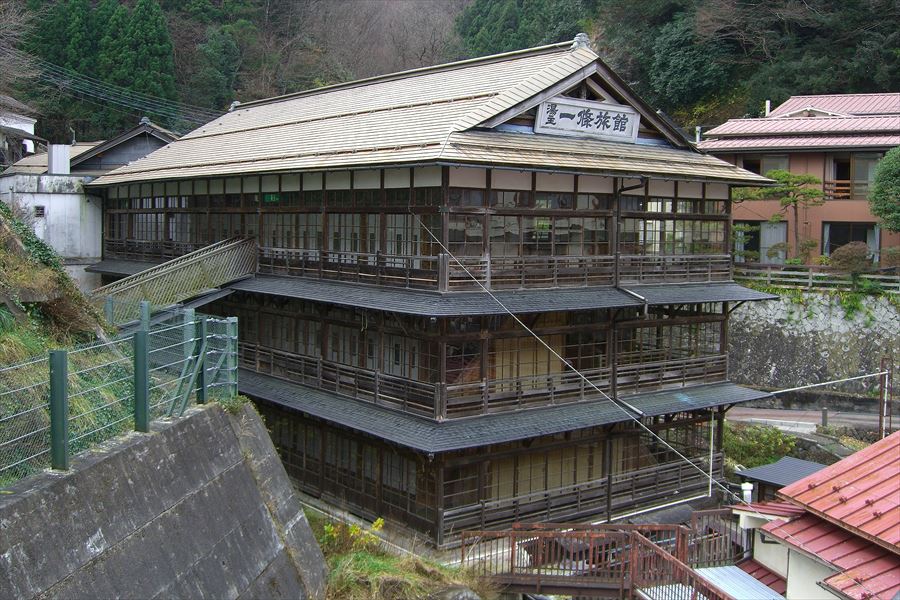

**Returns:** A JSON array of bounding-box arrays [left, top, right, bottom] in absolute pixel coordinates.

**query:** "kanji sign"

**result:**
[[535, 97, 640, 143]]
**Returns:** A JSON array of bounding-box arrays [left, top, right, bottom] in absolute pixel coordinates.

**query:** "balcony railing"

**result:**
[[824, 179, 870, 200], [241, 344, 727, 420], [104, 240, 736, 290], [449, 453, 724, 541], [618, 254, 732, 284]]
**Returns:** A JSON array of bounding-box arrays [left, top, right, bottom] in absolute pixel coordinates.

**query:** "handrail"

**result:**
[[91, 237, 258, 325]]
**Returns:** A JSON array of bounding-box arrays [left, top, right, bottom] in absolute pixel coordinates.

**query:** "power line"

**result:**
[[410, 211, 890, 599]]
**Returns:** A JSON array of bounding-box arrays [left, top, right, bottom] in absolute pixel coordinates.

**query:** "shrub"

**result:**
[[723, 422, 796, 469]]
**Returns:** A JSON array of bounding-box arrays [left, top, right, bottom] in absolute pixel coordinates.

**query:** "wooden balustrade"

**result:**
[[734, 264, 900, 294], [618, 254, 732, 284], [458, 510, 739, 598], [445, 455, 723, 539], [823, 179, 869, 200], [239, 343, 439, 417]]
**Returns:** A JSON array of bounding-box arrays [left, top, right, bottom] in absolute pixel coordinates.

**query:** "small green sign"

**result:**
[[263, 192, 280, 203]]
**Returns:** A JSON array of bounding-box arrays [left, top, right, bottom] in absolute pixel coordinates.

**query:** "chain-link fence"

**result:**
[[0, 308, 237, 488]]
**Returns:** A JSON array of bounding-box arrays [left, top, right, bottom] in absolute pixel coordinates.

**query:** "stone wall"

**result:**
[[728, 290, 899, 409], [0, 403, 327, 599]]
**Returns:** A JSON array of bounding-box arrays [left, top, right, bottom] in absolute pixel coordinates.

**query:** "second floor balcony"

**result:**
[[823, 179, 871, 201]]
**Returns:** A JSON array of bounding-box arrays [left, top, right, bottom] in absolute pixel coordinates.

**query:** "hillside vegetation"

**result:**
[[8, 0, 898, 141]]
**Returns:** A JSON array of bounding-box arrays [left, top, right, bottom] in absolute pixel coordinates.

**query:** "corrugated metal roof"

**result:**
[[89, 41, 764, 187], [762, 512, 900, 600], [228, 275, 641, 315], [622, 282, 777, 304], [694, 565, 783, 600], [768, 93, 900, 117], [777, 430, 900, 553], [698, 134, 900, 152], [705, 115, 899, 137], [737, 559, 787, 595], [735, 456, 826, 488], [239, 369, 770, 452]]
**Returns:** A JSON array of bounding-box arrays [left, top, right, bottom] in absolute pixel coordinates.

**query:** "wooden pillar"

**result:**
[[603, 434, 613, 521], [435, 454, 445, 546]]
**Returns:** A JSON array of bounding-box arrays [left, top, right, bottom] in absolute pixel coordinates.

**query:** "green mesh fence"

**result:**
[[0, 310, 237, 489]]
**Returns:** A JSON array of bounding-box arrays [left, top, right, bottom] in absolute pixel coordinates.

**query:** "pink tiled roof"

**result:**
[[738, 559, 787, 595], [769, 93, 900, 117], [762, 513, 900, 600], [778, 430, 900, 553], [704, 115, 899, 137], [698, 134, 900, 151]]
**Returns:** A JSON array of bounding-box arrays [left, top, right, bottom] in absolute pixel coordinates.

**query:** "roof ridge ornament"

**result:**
[[571, 33, 591, 50]]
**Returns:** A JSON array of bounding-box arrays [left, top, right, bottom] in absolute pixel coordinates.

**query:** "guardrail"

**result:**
[[92, 237, 257, 325], [0, 307, 238, 488], [734, 265, 900, 295]]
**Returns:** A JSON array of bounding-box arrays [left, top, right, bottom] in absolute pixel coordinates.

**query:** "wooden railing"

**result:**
[[630, 531, 735, 600], [618, 254, 732, 284], [104, 238, 206, 261], [256, 247, 441, 289], [459, 517, 738, 598], [239, 343, 439, 418], [446, 255, 616, 290], [824, 179, 870, 200], [444, 454, 723, 538], [615, 355, 728, 394], [734, 264, 900, 295], [444, 367, 613, 418], [688, 508, 752, 568], [91, 237, 258, 324]]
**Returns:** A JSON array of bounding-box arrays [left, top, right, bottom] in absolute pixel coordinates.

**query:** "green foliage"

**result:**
[[723, 422, 796, 470], [216, 393, 250, 415], [649, 13, 729, 110], [456, 0, 595, 56], [830, 241, 872, 276], [869, 146, 900, 232], [188, 26, 242, 110], [125, 0, 178, 102]]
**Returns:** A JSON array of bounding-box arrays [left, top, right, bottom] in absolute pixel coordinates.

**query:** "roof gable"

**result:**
[[769, 93, 900, 117], [777, 430, 900, 554]]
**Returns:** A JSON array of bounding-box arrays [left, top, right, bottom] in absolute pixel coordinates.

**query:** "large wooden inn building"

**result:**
[[89, 36, 775, 546]]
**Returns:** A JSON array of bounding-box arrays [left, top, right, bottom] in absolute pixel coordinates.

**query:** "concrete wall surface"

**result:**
[[729, 291, 899, 404], [0, 404, 327, 600]]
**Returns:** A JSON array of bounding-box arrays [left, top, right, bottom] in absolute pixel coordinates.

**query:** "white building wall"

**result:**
[[786, 549, 840, 600], [0, 173, 102, 291], [752, 529, 789, 579]]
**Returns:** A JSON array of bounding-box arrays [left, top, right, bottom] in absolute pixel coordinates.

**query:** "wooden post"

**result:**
[[49, 350, 69, 471]]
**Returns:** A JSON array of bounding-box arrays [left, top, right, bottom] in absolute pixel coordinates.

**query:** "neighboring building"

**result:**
[[0, 95, 40, 166], [0, 118, 177, 290], [88, 36, 776, 546], [736, 456, 826, 502], [733, 430, 900, 600], [699, 93, 900, 264]]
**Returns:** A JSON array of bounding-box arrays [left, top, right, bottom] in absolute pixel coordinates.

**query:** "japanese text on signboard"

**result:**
[[535, 97, 640, 143]]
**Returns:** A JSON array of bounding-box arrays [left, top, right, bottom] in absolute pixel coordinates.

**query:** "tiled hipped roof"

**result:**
[[89, 42, 766, 186], [698, 93, 900, 152]]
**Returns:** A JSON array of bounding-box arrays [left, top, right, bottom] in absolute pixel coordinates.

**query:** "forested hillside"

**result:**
[[6, 0, 899, 142]]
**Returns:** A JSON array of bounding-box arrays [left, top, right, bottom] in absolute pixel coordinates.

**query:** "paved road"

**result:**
[[728, 407, 888, 429]]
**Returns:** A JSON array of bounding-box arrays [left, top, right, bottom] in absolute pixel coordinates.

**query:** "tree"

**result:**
[[124, 0, 178, 101], [734, 170, 825, 262], [62, 0, 93, 74], [869, 146, 900, 233], [0, 0, 36, 96]]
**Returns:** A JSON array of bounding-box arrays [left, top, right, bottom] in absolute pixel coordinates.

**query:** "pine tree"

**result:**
[[97, 3, 133, 88], [62, 0, 93, 74], [125, 0, 178, 101]]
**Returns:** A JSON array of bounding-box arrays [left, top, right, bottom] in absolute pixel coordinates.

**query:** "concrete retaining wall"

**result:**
[[728, 290, 899, 408], [0, 404, 327, 599]]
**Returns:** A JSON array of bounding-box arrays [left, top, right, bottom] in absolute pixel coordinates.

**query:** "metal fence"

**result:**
[[0, 307, 237, 488]]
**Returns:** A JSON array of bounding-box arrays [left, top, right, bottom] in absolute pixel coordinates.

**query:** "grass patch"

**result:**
[[306, 510, 498, 600]]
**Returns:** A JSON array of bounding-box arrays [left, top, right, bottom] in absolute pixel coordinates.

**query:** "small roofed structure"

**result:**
[[736, 456, 826, 501], [733, 431, 900, 600]]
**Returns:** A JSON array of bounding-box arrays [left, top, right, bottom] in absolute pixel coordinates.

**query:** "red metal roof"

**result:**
[[705, 115, 899, 137], [769, 93, 900, 117], [777, 430, 900, 553], [738, 559, 787, 595], [762, 513, 900, 600], [698, 134, 900, 152], [730, 501, 806, 518]]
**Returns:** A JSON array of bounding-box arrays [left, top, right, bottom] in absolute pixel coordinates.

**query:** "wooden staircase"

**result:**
[[91, 237, 257, 325]]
